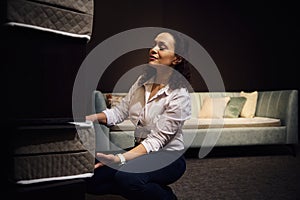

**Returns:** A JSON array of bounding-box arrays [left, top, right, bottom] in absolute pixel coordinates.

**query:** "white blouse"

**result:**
[[103, 75, 191, 153]]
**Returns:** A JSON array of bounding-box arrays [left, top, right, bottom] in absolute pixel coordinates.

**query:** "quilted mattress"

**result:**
[[9, 120, 95, 184], [5, 0, 94, 40]]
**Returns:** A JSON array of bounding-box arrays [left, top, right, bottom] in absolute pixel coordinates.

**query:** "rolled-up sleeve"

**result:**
[[103, 96, 129, 125]]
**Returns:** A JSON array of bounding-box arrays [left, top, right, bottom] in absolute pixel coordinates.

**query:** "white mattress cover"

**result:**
[[17, 173, 93, 184], [5, 22, 91, 40]]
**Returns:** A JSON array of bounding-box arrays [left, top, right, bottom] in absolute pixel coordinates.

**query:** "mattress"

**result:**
[[9, 120, 95, 184], [5, 0, 94, 40]]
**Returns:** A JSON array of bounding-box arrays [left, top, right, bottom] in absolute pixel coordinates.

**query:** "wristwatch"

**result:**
[[116, 153, 126, 165]]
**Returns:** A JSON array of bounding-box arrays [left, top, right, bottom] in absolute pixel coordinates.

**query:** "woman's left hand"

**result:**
[[95, 152, 119, 168]]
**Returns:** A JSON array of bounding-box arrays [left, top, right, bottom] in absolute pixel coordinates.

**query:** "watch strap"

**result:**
[[116, 153, 126, 165]]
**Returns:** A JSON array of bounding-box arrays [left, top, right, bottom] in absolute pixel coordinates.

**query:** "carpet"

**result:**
[[86, 144, 300, 200]]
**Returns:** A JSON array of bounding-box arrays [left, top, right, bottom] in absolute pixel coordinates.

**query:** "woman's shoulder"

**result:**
[[170, 86, 190, 94], [168, 87, 191, 100], [127, 75, 145, 93]]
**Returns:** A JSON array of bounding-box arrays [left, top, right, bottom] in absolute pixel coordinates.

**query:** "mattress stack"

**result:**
[[5, 0, 94, 40], [9, 120, 95, 184]]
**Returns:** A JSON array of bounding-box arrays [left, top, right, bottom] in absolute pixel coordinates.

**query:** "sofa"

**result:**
[[91, 90, 298, 156]]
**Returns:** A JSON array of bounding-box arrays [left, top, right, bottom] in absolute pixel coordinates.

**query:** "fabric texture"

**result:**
[[224, 96, 247, 118], [198, 97, 230, 118], [240, 91, 258, 118]]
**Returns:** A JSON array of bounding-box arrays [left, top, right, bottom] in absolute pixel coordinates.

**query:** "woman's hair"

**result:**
[[169, 31, 191, 90], [139, 31, 192, 90]]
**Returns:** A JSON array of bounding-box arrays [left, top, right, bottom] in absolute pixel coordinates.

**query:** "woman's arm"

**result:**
[[94, 144, 147, 168], [122, 143, 147, 160], [86, 112, 107, 124]]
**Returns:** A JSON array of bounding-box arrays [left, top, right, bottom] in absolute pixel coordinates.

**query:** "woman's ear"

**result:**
[[172, 55, 183, 65]]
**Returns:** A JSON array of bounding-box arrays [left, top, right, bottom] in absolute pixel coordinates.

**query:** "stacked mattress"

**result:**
[[4, 0, 94, 40], [9, 120, 95, 184]]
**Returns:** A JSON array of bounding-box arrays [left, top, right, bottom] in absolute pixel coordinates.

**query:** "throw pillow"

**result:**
[[199, 96, 230, 118], [105, 94, 125, 108], [224, 97, 247, 118], [240, 91, 258, 118]]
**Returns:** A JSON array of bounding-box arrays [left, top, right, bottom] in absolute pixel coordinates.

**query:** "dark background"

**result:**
[[1, 0, 299, 120]]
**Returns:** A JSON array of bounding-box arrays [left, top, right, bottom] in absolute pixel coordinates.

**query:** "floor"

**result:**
[[85, 144, 300, 200]]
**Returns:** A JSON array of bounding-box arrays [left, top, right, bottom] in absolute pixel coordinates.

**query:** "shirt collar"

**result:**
[[143, 76, 172, 96]]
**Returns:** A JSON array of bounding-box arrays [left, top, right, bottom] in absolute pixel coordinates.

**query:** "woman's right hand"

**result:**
[[86, 112, 107, 124], [85, 114, 98, 122]]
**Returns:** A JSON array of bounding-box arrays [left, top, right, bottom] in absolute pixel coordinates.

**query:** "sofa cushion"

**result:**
[[183, 117, 281, 129], [110, 120, 135, 131], [224, 97, 247, 118], [240, 91, 258, 118], [198, 97, 230, 118], [110, 117, 281, 131]]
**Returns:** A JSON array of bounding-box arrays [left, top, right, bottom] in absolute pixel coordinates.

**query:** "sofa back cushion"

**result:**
[[190, 92, 240, 118], [256, 90, 297, 122], [198, 96, 230, 118]]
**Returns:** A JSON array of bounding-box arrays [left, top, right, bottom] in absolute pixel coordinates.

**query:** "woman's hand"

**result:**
[[85, 112, 107, 124], [94, 153, 119, 169], [85, 114, 98, 122], [94, 162, 104, 169]]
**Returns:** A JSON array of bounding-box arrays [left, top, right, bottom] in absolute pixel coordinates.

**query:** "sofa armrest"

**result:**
[[286, 90, 298, 143], [92, 90, 110, 151], [256, 90, 298, 144]]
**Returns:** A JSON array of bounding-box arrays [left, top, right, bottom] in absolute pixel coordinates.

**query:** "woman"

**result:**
[[85, 31, 191, 200]]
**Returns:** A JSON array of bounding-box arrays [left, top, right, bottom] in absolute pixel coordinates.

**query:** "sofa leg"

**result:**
[[287, 144, 297, 157]]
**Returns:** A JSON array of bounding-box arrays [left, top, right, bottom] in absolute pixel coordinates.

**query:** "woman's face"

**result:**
[[149, 32, 180, 67]]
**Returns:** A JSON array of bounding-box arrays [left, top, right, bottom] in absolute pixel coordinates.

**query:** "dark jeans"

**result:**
[[85, 150, 186, 200]]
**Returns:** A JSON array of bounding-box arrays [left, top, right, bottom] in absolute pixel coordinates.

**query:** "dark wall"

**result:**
[[89, 0, 299, 93], [161, 0, 299, 92], [1, 0, 299, 120]]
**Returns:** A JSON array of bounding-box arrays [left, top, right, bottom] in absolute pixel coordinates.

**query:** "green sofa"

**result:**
[[91, 90, 298, 155]]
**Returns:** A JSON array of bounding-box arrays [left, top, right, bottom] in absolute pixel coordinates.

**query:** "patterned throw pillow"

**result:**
[[224, 97, 247, 118]]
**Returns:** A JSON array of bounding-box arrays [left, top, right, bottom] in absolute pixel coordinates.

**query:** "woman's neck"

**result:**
[[154, 67, 173, 85]]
